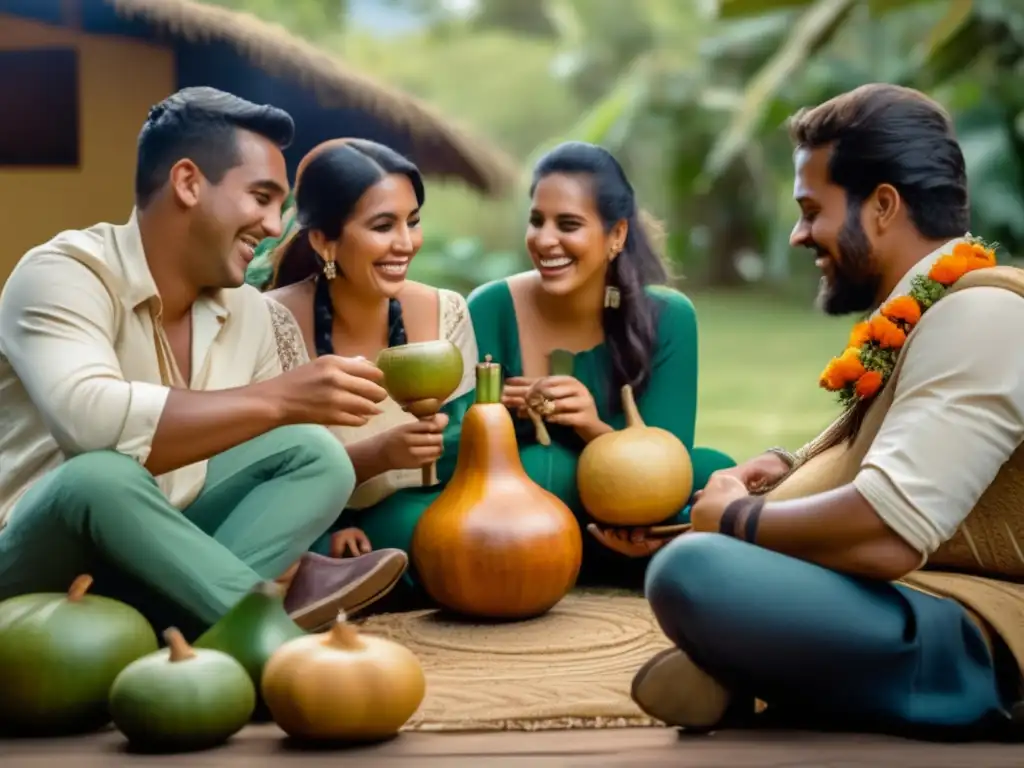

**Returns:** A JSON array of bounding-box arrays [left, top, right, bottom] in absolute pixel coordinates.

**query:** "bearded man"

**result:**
[[630, 83, 1024, 739]]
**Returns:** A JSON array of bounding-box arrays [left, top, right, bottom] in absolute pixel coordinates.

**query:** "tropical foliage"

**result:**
[[221, 0, 1024, 295]]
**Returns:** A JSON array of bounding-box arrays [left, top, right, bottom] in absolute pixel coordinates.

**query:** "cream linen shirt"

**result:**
[[850, 238, 1024, 557], [0, 211, 282, 528]]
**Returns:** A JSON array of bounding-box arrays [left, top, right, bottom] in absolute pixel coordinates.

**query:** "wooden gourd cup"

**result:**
[[375, 340, 464, 486]]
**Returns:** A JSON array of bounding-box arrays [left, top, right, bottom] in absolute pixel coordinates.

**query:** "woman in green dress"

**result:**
[[260, 138, 478, 595], [467, 141, 735, 587]]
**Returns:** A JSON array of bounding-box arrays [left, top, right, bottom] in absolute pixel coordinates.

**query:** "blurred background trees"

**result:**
[[207, 0, 1024, 457], [211, 0, 1024, 293]]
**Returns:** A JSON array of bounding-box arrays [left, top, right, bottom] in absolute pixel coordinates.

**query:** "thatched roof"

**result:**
[[106, 0, 519, 197]]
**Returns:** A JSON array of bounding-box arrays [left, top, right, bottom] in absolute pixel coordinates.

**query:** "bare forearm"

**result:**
[[344, 435, 391, 486], [742, 485, 923, 580], [144, 385, 285, 476], [577, 420, 613, 443], [793, 535, 925, 580]]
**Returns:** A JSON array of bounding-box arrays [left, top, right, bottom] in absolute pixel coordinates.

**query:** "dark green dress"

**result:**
[[466, 278, 736, 588]]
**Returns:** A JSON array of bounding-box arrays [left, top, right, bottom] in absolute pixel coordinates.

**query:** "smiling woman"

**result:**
[[466, 141, 737, 588], [261, 139, 478, 601]]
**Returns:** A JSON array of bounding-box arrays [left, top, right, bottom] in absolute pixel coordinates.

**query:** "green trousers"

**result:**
[[0, 425, 354, 637]]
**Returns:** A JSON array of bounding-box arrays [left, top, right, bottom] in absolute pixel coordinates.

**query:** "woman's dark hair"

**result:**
[[530, 141, 670, 410], [270, 138, 425, 288]]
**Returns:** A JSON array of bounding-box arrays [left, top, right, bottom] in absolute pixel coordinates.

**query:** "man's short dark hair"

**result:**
[[135, 86, 295, 207], [787, 83, 969, 239]]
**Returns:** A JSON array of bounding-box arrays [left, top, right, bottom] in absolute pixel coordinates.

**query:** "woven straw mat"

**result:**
[[356, 589, 674, 732]]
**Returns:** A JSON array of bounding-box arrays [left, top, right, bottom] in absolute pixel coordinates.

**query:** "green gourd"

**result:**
[[193, 581, 304, 720], [109, 627, 255, 752], [0, 574, 158, 736]]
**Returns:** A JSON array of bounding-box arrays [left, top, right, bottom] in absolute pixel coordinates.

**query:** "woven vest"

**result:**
[[764, 266, 1024, 677]]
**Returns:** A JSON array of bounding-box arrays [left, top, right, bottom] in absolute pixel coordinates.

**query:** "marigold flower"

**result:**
[[952, 241, 996, 266], [880, 295, 921, 326], [869, 315, 906, 349], [855, 370, 883, 399], [820, 347, 865, 391], [836, 346, 865, 377], [929, 244, 995, 286], [819, 360, 845, 391], [928, 254, 967, 285], [847, 321, 872, 348]]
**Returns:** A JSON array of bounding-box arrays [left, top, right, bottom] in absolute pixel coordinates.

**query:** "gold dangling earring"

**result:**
[[322, 258, 337, 280], [604, 244, 621, 308]]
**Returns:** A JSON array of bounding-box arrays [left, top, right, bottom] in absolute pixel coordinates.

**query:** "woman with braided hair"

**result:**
[[262, 139, 478, 600]]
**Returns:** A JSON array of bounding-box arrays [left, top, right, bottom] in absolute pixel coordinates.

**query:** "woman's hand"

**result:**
[[381, 413, 449, 470], [525, 376, 611, 442], [330, 527, 372, 557], [502, 376, 538, 418], [587, 524, 672, 557]]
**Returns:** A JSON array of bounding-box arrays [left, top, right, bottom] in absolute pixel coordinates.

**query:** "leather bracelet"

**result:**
[[719, 496, 766, 542], [718, 502, 743, 538], [744, 498, 765, 542]]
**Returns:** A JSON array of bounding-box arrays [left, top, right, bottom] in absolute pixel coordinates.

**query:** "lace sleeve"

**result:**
[[439, 289, 478, 402], [264, 296, 311, 373]]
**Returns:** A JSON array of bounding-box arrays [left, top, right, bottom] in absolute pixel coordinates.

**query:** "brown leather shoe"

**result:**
[[630, 647, 732, 731], [284, 549, 408, 631]]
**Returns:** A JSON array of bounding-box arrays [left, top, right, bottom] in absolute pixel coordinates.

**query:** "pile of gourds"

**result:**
[[0, 575, 425, 752]]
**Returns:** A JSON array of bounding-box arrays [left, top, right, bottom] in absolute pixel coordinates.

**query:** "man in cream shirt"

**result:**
[[624, 84, 1024, 738], [0, 87, 408, 636]]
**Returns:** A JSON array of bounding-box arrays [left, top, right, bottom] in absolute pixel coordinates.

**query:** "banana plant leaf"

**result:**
[[719, 0, 941, 18], [717, 0, 816, 18], [914, 1, 992, 90], [522, 52, 655, 186], [955, 100, 1024, 251], [698, 0, 856, 189]]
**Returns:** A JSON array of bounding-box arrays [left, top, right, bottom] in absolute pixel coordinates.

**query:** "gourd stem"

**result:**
[[164, 628, 196, 662], [475, 355, 502, 404], [328, 611, 364, 650], [67, 574, 93, 602], [621, 385, 644, 428]]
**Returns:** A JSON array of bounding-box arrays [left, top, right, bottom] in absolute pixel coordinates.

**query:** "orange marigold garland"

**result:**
[[820, 238, 997, 408]]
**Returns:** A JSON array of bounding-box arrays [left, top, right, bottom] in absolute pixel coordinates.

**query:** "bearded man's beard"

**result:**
[[815, 207, 882, 316]]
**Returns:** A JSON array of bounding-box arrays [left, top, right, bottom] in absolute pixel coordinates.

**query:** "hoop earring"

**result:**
[[604, 285, 621, 309], [322, 258, 337, 280]]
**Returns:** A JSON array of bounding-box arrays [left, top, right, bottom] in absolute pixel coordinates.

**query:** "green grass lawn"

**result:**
[[689, 290, 852, 464]]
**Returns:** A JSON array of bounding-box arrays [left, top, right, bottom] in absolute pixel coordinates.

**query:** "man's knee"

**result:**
[[51, 451, 154, 506], [272, 424, 356, 504], [645, 533, 749, 631]]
